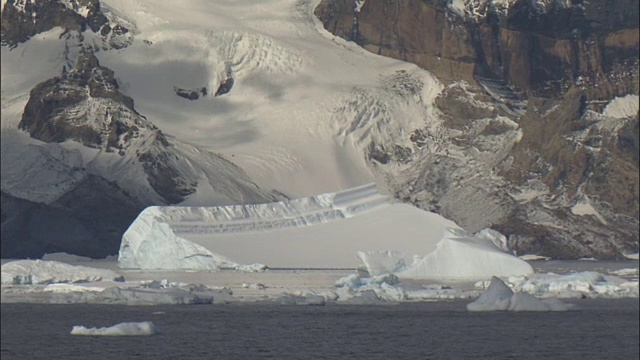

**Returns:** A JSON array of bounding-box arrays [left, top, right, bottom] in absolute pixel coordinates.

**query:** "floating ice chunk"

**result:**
[[466, 276, 513, 311], [335, 273, 405, 301], [88, 287, 214, 305], [518, 254, 551, 261], [467, 276, 570, 312], [514, 271, 603, 296], [610, 268, 639, 277], [233, 263, 268, 272], [71, 322, 160, 336], [474, 228, 510, 253], [43, 283, 106, 293], [242, 282, 267, 290], [390, 230, 533, 280], [1, 260, 124, 285], [118, 207, 239, 270], [356, 251, 405, 276], [579, 257, 598, 261], [507, 271, 639, 299], [335, 273, 400, 288]]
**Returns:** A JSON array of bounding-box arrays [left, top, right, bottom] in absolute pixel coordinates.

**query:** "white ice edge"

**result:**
[[71, 322, 160, 336]]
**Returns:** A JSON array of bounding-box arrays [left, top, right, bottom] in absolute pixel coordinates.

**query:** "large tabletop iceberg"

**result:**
[[118, 184, 533, 279]]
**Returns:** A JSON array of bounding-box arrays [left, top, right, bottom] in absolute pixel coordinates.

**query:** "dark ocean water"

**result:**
[[2, 299, 638, 360]]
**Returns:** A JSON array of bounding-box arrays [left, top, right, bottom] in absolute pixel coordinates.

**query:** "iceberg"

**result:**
[[118, 184, 533, 280], [335, 273, 406, 302], [1, 260, 124, 285], [467, 276, 570, 312], [71, 322, 160, 336], [357, 228, 533, 280]]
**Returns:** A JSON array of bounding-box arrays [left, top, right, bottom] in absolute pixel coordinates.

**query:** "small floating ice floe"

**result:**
[[467, 276, 571, 312], [71, 322, 160, 336]]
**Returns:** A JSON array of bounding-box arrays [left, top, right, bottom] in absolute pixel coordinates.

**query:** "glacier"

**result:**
[[118, 183, 533, 280]]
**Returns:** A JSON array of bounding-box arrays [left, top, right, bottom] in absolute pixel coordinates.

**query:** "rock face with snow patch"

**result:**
[[316, 0, 639, 259], [1, 0, 133, 49], [18, 49, 278, 205]]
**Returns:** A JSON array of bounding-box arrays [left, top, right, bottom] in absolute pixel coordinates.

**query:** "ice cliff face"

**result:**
[[315, 0, 639, 259], [118, 184, 534, 279]]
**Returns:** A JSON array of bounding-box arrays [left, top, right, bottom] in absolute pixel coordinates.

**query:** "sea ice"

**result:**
[[1, 260, 124, 285], [509, 271, 639, 298], [335, 273, 406, 302], [467, 276, 570, 312], [71, 322, 160, 336]]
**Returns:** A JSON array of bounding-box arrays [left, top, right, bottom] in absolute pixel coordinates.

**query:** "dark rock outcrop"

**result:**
[[1, 0, 131, 49], [18, 49, 198, 203], [174, 86, 207, 100], [215, 77, 234, 96]]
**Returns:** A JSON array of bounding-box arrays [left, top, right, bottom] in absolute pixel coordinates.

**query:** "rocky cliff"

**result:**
[[316, 0, 638, 99], [316, 0, 639, 258]]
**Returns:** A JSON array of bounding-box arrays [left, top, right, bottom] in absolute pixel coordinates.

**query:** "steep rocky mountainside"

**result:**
[[316, 0, 638, 99], [18, 48, 202, 204], [316, 0, 639, 258]]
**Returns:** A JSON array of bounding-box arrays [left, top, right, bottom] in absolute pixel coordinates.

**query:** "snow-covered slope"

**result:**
[[1, 0, 441, 200], [80, 0, 443, 198]]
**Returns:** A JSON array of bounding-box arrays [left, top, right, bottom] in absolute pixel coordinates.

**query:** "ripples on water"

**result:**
[[1, 300, 638, 360]]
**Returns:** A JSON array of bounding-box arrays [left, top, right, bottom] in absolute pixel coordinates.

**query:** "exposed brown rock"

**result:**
[[316, 0, 639, 258], [315, 0, 639, 98]]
